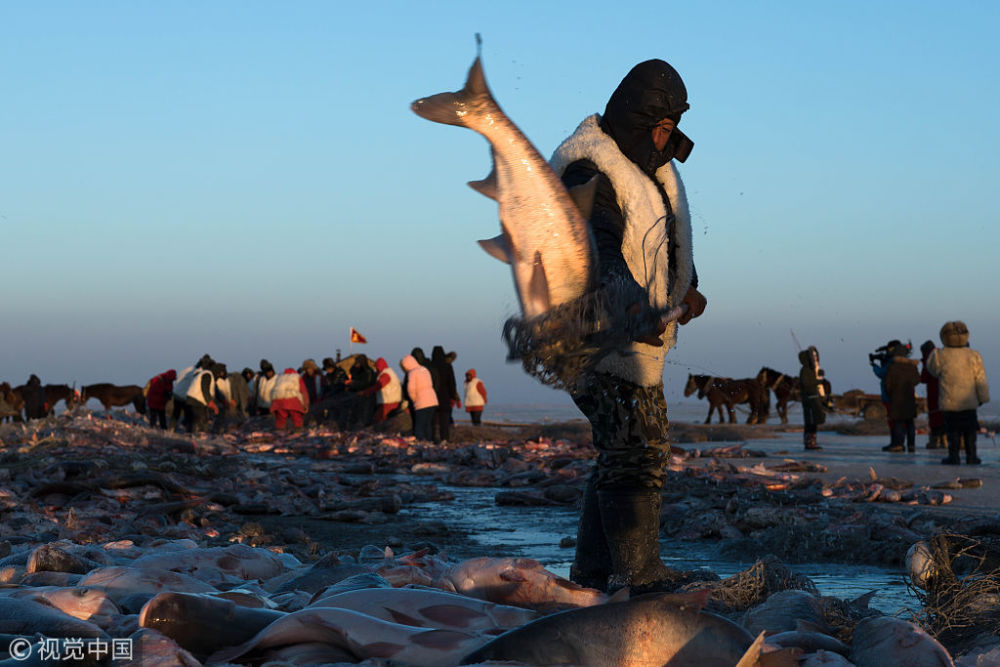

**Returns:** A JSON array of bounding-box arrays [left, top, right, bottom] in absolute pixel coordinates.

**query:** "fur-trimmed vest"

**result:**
[[550, 114, 694, 387]]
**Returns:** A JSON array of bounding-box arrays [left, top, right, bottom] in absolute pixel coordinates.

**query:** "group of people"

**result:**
[[143, 346, 488, 443], [797, 322, 991, 463], [868, 322, 991, 464]]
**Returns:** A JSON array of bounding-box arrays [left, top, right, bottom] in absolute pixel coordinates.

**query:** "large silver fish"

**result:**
[[459, 590, 800, 666], [411, 46, 595, 320]]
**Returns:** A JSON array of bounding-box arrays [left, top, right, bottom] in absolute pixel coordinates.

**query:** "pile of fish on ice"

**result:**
[[0, 533, 970, 665], [0, 411, 996, 664]]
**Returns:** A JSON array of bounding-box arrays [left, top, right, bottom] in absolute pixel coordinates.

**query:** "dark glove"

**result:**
[[678, 286, 707, 325]]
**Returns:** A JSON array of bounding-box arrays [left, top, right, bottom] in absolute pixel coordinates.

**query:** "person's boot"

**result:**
[[965, 432, 982, 465], [941, 434, 961, 465], [597, 487, 679, 594], [804, 432, 822, 450], [569, 476, 612, 590]]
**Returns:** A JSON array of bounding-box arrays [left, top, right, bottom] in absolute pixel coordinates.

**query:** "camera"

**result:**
[[868, 345, 892, 366], [869, 339, 912, 365]]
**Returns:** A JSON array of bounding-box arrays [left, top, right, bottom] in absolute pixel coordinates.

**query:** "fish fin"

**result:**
[[607, 587, 630, 604], [410, 57, 493, 127], [849, 589, 879, 609], [499, 570, 528, 583], [468, 154, 498, 200], [567, 175, 599, 220], [478, 236, 511, 264], [526, 251, 551, 316]]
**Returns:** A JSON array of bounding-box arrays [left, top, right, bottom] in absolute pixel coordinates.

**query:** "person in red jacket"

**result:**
[[146, 369, 177, 429], [360, 357, 403, 424], [270, 368, 309, 430], [920, 340, 945, 449], [464, 369, 488, 426]]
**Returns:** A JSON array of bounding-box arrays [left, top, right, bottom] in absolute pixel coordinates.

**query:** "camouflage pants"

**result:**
[[570, 373, 671, 490]]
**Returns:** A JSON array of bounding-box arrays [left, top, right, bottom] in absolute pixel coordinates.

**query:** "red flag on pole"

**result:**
[[350, 327, 367, 344]]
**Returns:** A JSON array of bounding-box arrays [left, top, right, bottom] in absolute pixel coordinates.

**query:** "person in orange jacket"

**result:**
[[360, 357, 403, 424], [146, 369, 177, 429], [270, 368, 309, 430], [464, 369, 488, 426]]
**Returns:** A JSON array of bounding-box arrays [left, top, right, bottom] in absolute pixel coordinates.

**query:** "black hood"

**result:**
[[601, 59, 693, 175]]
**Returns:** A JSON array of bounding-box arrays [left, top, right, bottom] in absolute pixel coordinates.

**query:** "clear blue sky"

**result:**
[[2, 1, 997, 410]]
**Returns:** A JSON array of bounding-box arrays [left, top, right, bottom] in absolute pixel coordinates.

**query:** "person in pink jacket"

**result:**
[[270, 368, 309, 430], [401, 354, 438, 441]]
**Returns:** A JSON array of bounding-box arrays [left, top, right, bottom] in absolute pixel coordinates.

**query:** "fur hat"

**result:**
[[302, 359, 319, 373], [322, 357, 336, 371], [260, 359, 275, 374], [940, 321, 970, 348]]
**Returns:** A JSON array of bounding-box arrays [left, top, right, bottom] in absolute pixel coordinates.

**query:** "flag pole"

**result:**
[[349, 328, 353, 356]]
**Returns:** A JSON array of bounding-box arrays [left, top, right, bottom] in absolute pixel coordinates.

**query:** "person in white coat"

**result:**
[[928, 320, 990, 465], [464, 369, 488, 426]]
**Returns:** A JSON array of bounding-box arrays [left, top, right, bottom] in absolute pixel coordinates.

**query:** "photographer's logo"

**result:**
[[8, 638, 32, 661]]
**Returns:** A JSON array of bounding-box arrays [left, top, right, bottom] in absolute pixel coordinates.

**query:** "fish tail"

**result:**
[[411, 57, 494, 128]]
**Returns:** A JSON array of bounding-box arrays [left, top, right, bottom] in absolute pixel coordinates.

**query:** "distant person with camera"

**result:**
[[928, 321, 990, 465], [870, 339, 902, 450]]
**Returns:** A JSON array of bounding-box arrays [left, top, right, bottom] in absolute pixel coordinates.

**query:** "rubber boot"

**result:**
[[941, 433, 961, 465], [569, 476, 612, 590], [965, 431, 982, 465], [597, 488, 674, 593], [804, 432, 821, 450]]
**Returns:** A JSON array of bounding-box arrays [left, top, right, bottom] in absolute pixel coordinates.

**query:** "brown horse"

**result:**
[[684, 374, 764, 425], [43, 384, 79, 415], [0, 382, 23, 423], [81, 383, 146, 414], [756, 367, 801, 425]]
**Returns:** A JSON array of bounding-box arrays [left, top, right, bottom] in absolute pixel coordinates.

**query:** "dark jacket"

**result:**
[[798, 348, 826, 427], [227, 372, 251, 417], [348, 356, 376, 394], [885, 357, 921, 421], [322, 367, 348, 398], [430, 346, 459, 409], [21, 375, 47, 420], [920, 345, 943, 428]]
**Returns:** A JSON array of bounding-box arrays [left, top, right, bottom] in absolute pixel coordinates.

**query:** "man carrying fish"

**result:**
[[550, 59, 706, 593], [412, 49, 705, 594]]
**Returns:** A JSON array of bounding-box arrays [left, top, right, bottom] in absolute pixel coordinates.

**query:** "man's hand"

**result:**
[[678, 286, 706, 325], [628, 302, 666, 347]]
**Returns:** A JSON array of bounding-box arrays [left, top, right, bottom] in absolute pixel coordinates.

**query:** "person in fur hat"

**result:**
[[884, 342, 921, 453], [551, 59, 706, 594], [798, 346, 829, 451], [928, 321, 990, 465]]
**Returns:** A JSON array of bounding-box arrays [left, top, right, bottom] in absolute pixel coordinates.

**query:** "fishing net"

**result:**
[[502, 277, 680, 390], [910, 533, 1000, 647], [699, 554, 819, 614]]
